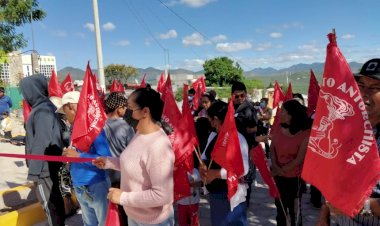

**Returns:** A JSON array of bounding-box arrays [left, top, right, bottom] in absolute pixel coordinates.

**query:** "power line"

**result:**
[[156, 0, 254, 71]]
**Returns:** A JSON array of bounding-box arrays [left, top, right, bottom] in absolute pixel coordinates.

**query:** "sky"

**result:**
[[17, 0, 380, 72]]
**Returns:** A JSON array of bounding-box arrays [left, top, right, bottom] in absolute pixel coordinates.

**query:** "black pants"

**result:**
[[274, 176, 302, 226], [310, 185, 322, 207], [35, 163, 66, 226]]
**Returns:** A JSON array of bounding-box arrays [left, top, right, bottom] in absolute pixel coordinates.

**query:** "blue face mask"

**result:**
[[260, 102, 266, 108]]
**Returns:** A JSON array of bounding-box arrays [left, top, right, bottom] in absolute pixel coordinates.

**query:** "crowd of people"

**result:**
[[16, 57, 380, 226]]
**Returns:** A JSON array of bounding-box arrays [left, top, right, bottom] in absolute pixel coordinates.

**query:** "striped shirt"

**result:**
[[333, 128, 380, 225]]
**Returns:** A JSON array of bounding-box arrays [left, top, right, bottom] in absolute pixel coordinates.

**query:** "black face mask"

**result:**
[[124, 109, 139, 130], [280, 123, 290, 129]]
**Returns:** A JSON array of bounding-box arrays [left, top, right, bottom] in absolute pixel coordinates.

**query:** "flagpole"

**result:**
[[92, 0, 106, 91]]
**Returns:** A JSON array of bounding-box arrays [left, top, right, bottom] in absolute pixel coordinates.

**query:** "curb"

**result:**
[[0, 183, 37, 211], [0, 203, 46, 226]]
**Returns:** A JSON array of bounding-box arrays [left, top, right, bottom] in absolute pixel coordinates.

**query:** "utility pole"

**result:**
[[92, 0, 106, 90], [30, 11, 39, 73]]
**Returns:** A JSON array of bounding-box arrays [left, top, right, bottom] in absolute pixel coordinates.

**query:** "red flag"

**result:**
[[140, 74, 147, 88], [22, 99, 32, 124], [191, 76, 206, 93], [302, 33, 380, 217], [110, 79, 119, 93], [192, 83, 202, 111], [92, 73, 102, 93], [60, 74, 74, 94], [272, 81, 285, 109], [157, 73, 165, 93], [71, 63, 107, 152], [162, 89, 192, 201], [211, 99, 244, 209], [251, 145, 280, 198], [117, 81, 125, 93], [105, 202, 121, 226], [284, 82, 293, 101], [182, 84, 199, 147], [160, 74, 173, 101], [48, 69, 63, 98], [307, 69, 320, 116]]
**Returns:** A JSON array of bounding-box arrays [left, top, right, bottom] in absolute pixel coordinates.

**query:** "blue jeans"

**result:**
[[128, 210, 174, 226], [209, 192, 248, 226], [74, 180, 110, 226]]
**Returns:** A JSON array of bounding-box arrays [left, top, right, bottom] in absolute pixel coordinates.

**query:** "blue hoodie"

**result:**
[[70, 130, 111, 187]]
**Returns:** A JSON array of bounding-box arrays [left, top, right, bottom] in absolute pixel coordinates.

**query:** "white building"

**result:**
[[21, 54, 57, 78], [0, 52, 56, 85]]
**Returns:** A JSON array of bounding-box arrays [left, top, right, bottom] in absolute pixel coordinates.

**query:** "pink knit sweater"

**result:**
[[106, 129, 174, 224]]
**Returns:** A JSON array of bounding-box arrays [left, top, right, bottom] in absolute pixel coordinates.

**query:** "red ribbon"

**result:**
[[0, 153, 93, 163]]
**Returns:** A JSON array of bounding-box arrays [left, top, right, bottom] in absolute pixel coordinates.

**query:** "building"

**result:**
[[0, 51, 56, 86]]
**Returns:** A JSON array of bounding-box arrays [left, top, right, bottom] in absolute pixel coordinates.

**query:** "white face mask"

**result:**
[[188, 96, 193, 101]]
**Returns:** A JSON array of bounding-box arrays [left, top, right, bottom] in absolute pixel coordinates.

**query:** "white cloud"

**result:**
[[84, 23, 94, 32], [113, 40, 130, 47], [182, 59, 205, 70], [182, 33, 207, 46], [216, 41, 252, 52], [159, 29, 178, 39], [297, 42, 324, 53], [102, 22, 116, 31], [144, 38, 151, 46], [75, 32, 86, 39], [52, 30, 67, 37], [341, 34, 355, 40], [167, 0, 217, 8], [211, 34, 227, 43], [270, 32, 283, 38], [256, 42, 272, 51]]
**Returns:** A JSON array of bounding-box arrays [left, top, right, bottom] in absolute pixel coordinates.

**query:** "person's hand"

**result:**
[[205, 169, 220, 184], [62, 147, 80, 158], [92, 157, 107, 169], [255, 135, 271, 143], [199, 164, 208, 183], [107, 187, 123, 204], [270, 165, 284, 177], [326, 202, 344, 216]]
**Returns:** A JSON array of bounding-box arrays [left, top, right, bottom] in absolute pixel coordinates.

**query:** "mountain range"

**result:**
[[57, 62, 363, 94], [57, 61, 362, 82]]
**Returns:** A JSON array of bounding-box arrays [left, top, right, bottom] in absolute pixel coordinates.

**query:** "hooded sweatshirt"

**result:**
[[20, 74, 65, 181]]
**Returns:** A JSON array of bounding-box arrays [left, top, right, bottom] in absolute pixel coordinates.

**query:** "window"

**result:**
[[0, 63, 10, 84]]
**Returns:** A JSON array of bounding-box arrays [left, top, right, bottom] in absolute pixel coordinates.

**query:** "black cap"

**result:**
[[0, 87, 4, 92], [355, 58, 380, 80]]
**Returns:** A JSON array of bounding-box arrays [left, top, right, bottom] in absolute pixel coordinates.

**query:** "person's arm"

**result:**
[[281, 134, 309, 173], [119, 139, 174, 207], [370, 198, 380, 216], [28, 111, 56, 175]]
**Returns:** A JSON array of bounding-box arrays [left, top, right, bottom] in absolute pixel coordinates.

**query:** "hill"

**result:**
[[57, 61, 364, 93]]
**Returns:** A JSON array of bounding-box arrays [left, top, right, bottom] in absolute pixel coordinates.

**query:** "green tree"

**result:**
[[203, 57, 243, 86], [0, 0, 46, 53], [243, 78, 264, 92], [104, 64, 138, 84], [175, 87, 183, 102]]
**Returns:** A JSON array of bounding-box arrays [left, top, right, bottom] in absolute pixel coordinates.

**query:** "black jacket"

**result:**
[[20, 74, 65, 181]]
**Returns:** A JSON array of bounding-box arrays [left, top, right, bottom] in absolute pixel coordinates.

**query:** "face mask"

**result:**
[[124, 109, 139, 130], [260, 102, 266, 108], [280, 123, 290, 129], [254, 106, 260, 110], [188, 96, 193, 101]]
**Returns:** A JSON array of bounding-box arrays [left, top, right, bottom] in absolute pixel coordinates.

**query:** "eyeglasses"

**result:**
[[234, 94, 245, 99]]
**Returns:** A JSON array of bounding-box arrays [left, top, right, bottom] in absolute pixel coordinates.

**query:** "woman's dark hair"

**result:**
[[202, 92, 216, 102], [207, 101, 228, 123], [131, 87, 163, 122], [282, 99, 311, 135]]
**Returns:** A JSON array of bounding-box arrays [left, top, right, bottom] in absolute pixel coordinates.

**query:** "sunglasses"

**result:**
[[234, 94, 245, 99]]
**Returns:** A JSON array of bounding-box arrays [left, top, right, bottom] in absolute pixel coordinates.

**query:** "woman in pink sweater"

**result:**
[[94, 88, 175, 226]]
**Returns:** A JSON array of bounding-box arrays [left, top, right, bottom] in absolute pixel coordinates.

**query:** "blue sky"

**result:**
[[17, 0, 380, 71]]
